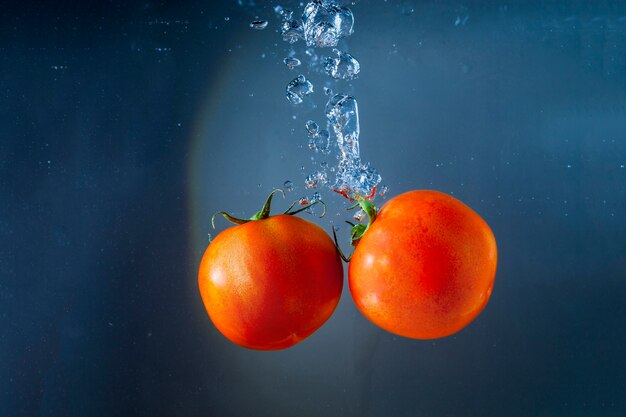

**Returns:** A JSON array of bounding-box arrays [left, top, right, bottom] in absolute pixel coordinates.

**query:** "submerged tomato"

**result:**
[[348, 190, 497, 339], [199, 213, 343, 350]]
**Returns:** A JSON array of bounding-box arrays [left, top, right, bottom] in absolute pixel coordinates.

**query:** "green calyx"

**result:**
[[211, 189, 326, 228], [332, 197, 379, 263]]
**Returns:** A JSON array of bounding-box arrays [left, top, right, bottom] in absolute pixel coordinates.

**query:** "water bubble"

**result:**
[[353, 209, 366, 222], [283, 57, 301, 69], [250, 20, 269, 30], [224, 16, 230, 21], [280, 9, 304, 43], [302, 0, 355, 47], [326, 93, 359, 158], [304, 170, 328, 189], [298, 196, 310, 205], [274, 5, 284, 15], [285, 74, 314, 104], [324, 86, 333, 95], [323, 49, 360, 80], [379, 185, 389, 197], [284, 180, 294, 191], [308, 129, 330, 153], [305, 120, 319, 135], [311, 191, 322, 202]]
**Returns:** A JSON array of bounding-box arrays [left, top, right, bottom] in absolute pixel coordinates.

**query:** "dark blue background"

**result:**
[[1, 1, 625, 416]]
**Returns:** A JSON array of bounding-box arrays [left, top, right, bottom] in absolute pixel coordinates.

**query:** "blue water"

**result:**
[[1, 1, 625, 416]]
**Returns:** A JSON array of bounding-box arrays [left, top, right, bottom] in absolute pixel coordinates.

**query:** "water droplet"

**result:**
[[284, 180, 294, 191], [311, 191, 322, 202], [323, 49, 360, 80], [274, 5, 284, 15], [285, 74, 314, 104], [324, 86, 333, 96], [299, 196, 310, 205], [379, 185, 389, 197], [224, 16, 230, 21], [283, 56, 301, 69], [250, 20, 269, 30]]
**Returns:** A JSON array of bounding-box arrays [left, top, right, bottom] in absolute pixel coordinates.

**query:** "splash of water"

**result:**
[[326, 94, 381, 198], [278, 0, 383, 200]]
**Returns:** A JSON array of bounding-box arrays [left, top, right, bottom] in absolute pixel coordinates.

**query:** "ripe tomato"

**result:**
[[348, 190, 497, 339], [199, 212, 343, 350]]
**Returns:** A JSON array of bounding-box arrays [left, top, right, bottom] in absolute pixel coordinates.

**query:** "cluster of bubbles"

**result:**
[[276, 0, 384, 202], [279, 0, 354, 47], [305, 120, 331, 153], [323, 49, 360, 80]]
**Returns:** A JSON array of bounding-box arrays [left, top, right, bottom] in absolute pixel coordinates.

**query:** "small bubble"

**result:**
[[379, 185, 389, 197], [324, 87, 333, 96], [353, 209, 366, 222], [305, 171, 328, 189], [283, 56, 301, 69], [299, 197, 310, 205], [284, 180, 294, 191], [224, 16, 230, 21], [311, 191, 322, 202], [305, 120, 319, 135], [250, 20, 269, 30], [308, 129, 330, 153]]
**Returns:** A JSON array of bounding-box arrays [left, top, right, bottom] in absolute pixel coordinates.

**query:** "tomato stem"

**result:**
[[284, 200, 326, 217], [250, 189, 285, 220], [349, 198, 377, 245], [331, 196, 380, 262], [332, 225, 352, 262], [211, 188, 327, 228], [211, 212, 250, 229]]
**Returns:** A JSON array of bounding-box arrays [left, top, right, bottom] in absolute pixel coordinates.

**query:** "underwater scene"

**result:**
[[1, 1, 625, 416]]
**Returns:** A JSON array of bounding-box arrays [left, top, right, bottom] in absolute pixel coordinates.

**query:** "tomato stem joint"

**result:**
[[211, 189, 327, 229]]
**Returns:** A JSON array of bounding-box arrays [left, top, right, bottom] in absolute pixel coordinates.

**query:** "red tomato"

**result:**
[[198, 214, 343, 350], [349, 190, 497, 339]]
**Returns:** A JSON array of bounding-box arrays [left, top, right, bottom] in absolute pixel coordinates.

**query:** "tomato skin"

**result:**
[[349, 190, 497, 339], [198, 215, 343, 350]]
